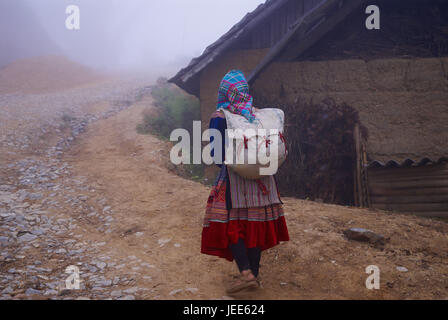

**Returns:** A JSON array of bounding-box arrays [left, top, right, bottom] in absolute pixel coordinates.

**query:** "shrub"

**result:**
[[137, 77, 206, 182], [137, 78, 200, 139]]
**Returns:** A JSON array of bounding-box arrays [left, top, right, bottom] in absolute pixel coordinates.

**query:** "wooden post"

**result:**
[[354, 123, 363, 207], [362, 146, 371, 208], [354, 163, 359, 207]]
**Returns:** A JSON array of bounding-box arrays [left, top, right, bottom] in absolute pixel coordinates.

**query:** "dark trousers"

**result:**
[[229, 238, 261, 278]]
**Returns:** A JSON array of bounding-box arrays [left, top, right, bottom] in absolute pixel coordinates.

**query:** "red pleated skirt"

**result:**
[[201, 207, 290, 261]]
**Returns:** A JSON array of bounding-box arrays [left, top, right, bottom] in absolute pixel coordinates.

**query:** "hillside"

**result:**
[[0, 56, 106, 94]]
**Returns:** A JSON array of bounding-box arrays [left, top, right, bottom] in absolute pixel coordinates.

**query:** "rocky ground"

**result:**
[[0, 73, 447, 300], [0, 77, 158, 299]]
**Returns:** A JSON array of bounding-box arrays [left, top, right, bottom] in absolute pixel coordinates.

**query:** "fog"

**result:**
[[0, 0, 265, 76]]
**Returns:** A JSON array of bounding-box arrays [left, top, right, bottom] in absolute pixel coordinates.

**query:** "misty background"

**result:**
[[0, 0, 265, 76]]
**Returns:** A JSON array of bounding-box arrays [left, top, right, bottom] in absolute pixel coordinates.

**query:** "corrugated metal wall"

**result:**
[[368, 163, 448, 217], [238, 0, 324, 49]]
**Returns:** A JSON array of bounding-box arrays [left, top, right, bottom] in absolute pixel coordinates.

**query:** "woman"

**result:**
[[201, 69, 290, 294]]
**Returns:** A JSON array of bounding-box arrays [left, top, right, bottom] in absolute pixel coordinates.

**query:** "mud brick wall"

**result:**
[[251, 57, 448, 163]]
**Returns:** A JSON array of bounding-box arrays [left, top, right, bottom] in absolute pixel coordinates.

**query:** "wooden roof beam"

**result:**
[[248, 0, 368, 84]]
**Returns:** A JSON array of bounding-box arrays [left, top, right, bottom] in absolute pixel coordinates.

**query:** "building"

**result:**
[[170, 0, 448, 217]]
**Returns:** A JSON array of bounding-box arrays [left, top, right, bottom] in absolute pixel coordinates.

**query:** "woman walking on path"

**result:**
[[201, 70, 290, 294]]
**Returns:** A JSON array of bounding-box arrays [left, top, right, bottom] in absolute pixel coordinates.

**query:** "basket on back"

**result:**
[[221, 108, 287, 179]]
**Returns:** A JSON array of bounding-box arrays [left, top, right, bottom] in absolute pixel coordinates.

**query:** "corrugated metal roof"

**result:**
[[367, 157, 448, 168]]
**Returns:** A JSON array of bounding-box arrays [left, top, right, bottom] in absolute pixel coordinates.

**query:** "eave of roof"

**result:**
[[168, 0, 289, 96]]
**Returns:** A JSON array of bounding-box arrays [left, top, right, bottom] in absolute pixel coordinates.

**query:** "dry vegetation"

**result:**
[[277, 97, 368, 205]]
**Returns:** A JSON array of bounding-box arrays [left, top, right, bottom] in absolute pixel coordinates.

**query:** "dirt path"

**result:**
[[1, 78, 447, 300], [65, 94, 448, 300]]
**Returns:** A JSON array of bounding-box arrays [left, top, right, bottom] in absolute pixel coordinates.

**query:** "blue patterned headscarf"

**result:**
[[217, 70, 256, 123]]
